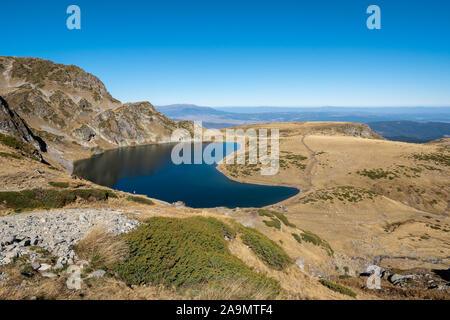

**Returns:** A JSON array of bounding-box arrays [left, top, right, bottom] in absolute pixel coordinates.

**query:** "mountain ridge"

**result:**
[[0, 56, 193, 170]]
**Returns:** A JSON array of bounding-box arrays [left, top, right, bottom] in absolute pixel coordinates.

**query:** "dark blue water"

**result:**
[[73, 142, 299, 208]]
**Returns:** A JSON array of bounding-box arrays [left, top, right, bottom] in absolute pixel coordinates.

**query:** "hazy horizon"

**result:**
[[159, 104, 450, 109], [2, 1, 450, 106]]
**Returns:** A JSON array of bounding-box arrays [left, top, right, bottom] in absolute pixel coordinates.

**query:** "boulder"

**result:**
[[30, 260, 41, 271], [38, 264, 52, 272], [41, 272, 57, 279], [389, 274, 417, 286], [89, 270, 106, 278], [66, 276, 82, 290]]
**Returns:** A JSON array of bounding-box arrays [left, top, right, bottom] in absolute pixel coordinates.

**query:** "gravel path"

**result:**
[[0, 209, 139, 265]]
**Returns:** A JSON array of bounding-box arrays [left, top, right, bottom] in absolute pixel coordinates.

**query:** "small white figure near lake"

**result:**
[[67, 5, 81, 30], [366, 5, 381, 30], [171, 122, 280, 176]]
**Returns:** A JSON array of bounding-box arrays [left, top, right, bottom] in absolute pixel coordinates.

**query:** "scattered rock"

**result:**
[[41, 272, 57, 279], [0, 209, 139, 265], [0, 272, 8, 282], [77, 260, 89, 269], [67, 265, 81, 276], [89, 270, 106, 278], [295, 258, 305, 271], [38, 264, 52, 272], [30, 260, 41, 271], [66, 276, 82, 290], [389, 274, 417, 287]]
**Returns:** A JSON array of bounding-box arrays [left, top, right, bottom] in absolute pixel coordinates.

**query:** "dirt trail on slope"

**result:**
[[301, 135, 317, 191]]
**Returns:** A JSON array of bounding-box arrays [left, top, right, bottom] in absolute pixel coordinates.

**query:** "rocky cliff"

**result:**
[[0, 56, 192, 170]]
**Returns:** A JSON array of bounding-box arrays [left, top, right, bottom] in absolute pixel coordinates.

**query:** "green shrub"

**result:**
[[0, 133, 27, 150], [319, 279, 356, 297], [0, 133, 39, 161], [48, 181, 69, 188], [116, 216, 280, 298], [127, 196, 154, 205], [412, 152, 450, 167], [291, 233, 302, 244], [272, 211, 296, 228], [239, 226, 292, 270], [257, 209, 274, 218], [301, 230, 334, 256], [0, 152, 22, 159], [357, 169, 398, 180], [258, 209, 296, 228], [263, 218, 281, 230], [299, 186, 378, 204], [0, 188, 116, 212]]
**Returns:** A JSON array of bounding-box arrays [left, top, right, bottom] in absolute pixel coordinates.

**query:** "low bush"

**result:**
[[301, 230, 334, 256], [0, 188, 117, 212], [0, 152, 22, 159], [357, 169, 398, 180], [48, 181, 69, 189], [0, 133, 28, 150], [116, 216, 281, 298], [319, 279, 356, 297], [291, 233, 302, 244], [263, 218, 281, 230], [239, 225, 292, 270], [126, 196, 154, 205], [0, 133, 38, 160], [412, 152, 450, 167]]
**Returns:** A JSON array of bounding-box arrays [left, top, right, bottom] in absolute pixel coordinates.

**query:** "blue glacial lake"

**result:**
[[73, 142, 299, 208]]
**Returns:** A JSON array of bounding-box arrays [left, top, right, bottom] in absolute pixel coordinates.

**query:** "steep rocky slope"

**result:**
[[0, 56, 192, 170], [0, 97, 46, 161]]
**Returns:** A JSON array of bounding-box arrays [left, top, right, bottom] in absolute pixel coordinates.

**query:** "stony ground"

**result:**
[[0, 209, 139, 265]]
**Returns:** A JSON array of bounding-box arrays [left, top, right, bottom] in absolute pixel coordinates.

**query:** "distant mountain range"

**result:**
[[368, 121, 450, 143], [156, 104, 450, 142]]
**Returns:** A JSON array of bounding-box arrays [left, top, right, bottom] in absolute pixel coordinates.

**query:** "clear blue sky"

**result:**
[[1, 0, 450, 107]]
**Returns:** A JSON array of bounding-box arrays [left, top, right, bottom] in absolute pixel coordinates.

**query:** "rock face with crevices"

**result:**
[[0, 56, 193, 170], [0, 96, 45, 152], [0, 209, 139, 265]]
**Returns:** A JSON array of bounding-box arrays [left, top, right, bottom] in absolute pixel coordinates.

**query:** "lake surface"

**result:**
[[73, 142, 299, 208]]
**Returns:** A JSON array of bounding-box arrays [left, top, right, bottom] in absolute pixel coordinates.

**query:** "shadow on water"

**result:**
[[73, 142, 299, 208]]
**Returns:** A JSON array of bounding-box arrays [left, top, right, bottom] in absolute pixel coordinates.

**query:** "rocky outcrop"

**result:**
[[72, 124, 96, 142], [0, 56, 193, 170], [311, 123, 384, 140], [0, 96, 46, 157]]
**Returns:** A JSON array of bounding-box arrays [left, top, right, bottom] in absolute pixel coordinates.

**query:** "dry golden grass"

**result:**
[[74, 226, 128, 270], [1, 121, 448, 300], [192, 277, 282, 300], [218, 122, 450, 280]]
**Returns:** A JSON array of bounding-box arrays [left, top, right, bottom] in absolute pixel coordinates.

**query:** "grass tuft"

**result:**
[[319, 279, 356, 297], [126, 196, 154, 205], [74, 226, 128, 271], [48, 181, 69, 189]]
